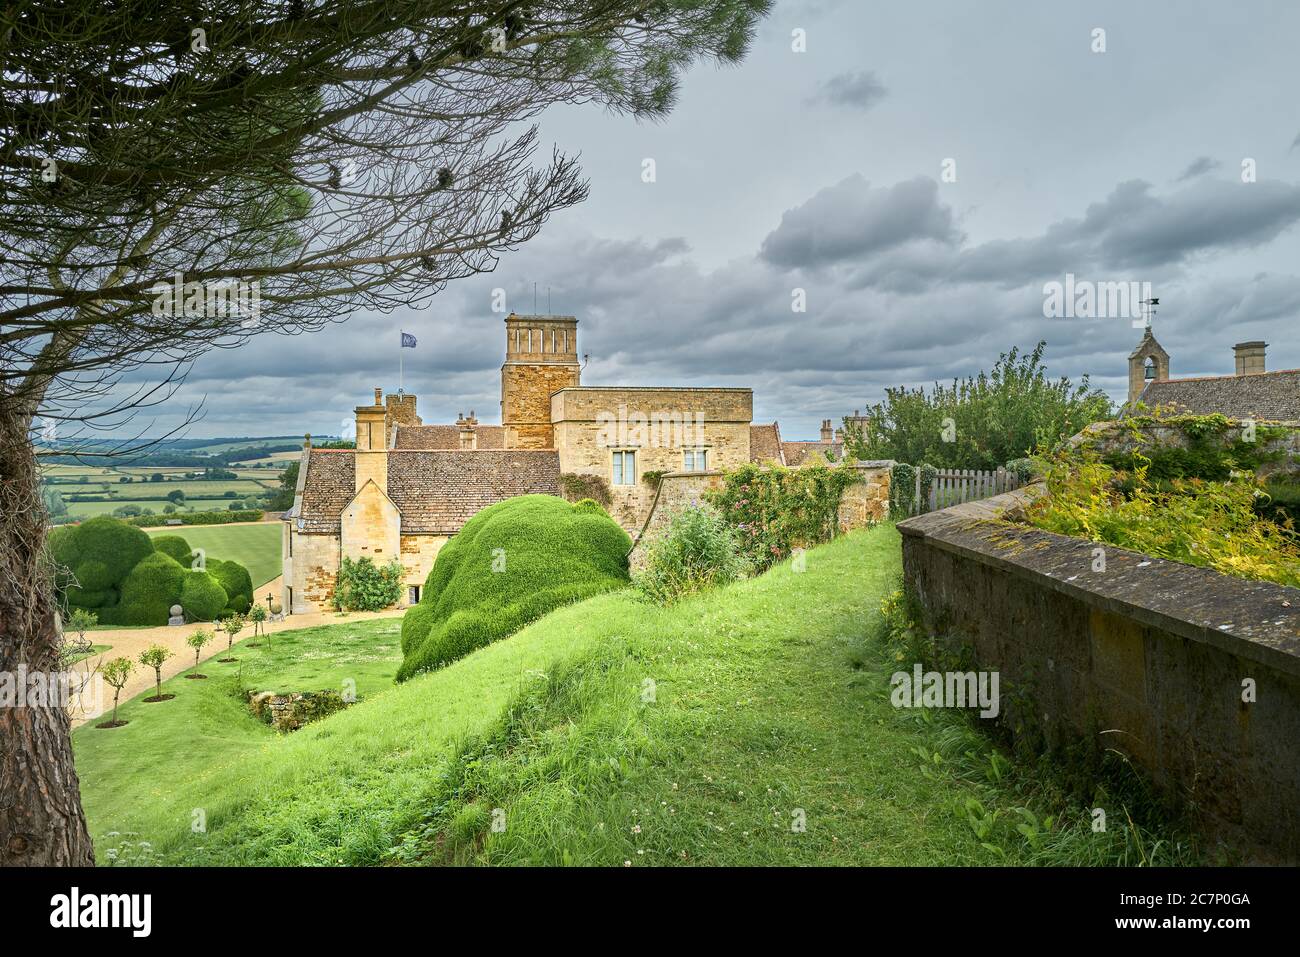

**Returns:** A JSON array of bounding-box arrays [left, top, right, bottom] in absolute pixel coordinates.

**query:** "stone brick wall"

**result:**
[[1078, 419, 1300, 479], [288, 531, 340, 614], [400, 533, 448, 596], [248, 689, 347, 732], [626, 470, 726, 570], [900, 489, 1300, 860], [836, 462, 893, 531], [501, 314, 581, 449], [552, 387, 752, 530], [341, 481, 400, 567]]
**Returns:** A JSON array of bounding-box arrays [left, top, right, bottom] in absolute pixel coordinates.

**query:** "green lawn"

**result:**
[[146, 522, 282, 588], [73, 524, 1197, 867]]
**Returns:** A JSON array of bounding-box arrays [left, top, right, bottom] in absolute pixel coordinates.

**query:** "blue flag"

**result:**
[[400, 332, 417, 348]]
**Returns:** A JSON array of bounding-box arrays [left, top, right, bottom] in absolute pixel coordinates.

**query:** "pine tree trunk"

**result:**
[[0, 404, 96, 866]]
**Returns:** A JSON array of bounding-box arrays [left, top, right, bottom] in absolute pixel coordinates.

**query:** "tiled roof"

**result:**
[[298, 449, 356, 533], [749, 423, 785, 464], [1139, 371, 1300, 421], [388, 450, 560, 533], [781, 441, 843, 467], [394, 424, 505, 449], [296, 448, 561, 535]]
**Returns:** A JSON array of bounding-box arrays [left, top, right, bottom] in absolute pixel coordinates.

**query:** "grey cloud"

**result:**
[[759, 175, 960, 269], [1176, 156, 1220, 181], [808, 71, 888, 111]]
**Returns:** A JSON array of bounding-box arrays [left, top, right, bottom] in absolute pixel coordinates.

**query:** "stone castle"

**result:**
[[281, 313, 855, 614]]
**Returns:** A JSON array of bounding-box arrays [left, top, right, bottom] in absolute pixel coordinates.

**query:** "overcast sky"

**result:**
[[132, 0, 1300, 441]]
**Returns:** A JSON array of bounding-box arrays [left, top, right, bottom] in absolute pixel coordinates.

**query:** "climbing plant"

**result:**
[[706, 463, 860, 571]]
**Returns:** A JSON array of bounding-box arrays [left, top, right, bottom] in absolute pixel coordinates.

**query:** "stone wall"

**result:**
[[1078, 418, 1300, 479], [553, 387, 752, 530], [836, 461, 893, 531], [248, 689, 347, 732], [287, 531, 339, 614], [341, 481, 400, 566], [399, 533, 448, 596], [899, 489, 1300, 859]]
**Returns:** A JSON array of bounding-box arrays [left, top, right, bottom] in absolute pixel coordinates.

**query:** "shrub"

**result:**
[[208, 558, 254, 614], [65, 515, 154, 592], [334, 556, 403, 612], [634, 504, 751, 604], [397, 495, 631, 680], [110, 552, 187, 625], [558, 472, 612, 507], [152, 535, 193, 565], [122, 509, 263, 528], [1026, 448, 1300, 588], [180, 571, 229, 622], [138, 644, 174, 700], [706, 462, 860, 571]]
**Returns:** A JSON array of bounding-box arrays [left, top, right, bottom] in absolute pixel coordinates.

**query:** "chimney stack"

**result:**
[[1234, 341, 1267, 376], [820, 419, 833, 442]]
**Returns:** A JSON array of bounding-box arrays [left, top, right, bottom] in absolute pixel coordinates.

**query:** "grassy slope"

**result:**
[[146, 523, 281, 587], [75, 524, 1195, 866]]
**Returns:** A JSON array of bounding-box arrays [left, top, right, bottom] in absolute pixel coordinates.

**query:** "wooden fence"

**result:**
[[907, 467, 1022, 515]]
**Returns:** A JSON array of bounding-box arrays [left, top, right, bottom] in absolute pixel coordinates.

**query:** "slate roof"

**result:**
[[394, 424, 505, 449], [749, 423, 785, 464], [296, 448, 561, 535], [387, 450, 560, 533], [1138, 371, 1300, 421], [781, 440, 843, 466]]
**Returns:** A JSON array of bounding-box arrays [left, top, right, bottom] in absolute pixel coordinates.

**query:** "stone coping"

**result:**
[[898, 485, 1300, 679]]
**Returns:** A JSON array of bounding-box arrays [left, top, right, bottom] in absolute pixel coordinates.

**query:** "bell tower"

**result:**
[[1128, 328, 1170, 405], [500, 313, 580, 449]]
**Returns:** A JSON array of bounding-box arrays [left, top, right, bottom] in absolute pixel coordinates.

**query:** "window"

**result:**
[[612, 450, 636, 485], [683, 449, 708, 472], [408, 585, 421, 605]]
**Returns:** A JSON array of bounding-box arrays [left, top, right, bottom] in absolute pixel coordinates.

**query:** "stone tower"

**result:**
[[1127, 328, 1170, 405], [354, 388, 388, 493], [500, 313, 580, 449]]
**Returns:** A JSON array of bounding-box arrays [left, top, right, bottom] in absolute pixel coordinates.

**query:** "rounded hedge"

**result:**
[[207, 558, 253, 614], [152, 534, 193, 566], [180, 571, 229, 622], [397, 494, 631, 681], [110, 552, 187, 625], [68, 515, 154, 585]]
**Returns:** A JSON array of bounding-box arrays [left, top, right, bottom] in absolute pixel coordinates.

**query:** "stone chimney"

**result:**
[[354, 388, 388, 493], [456, 410, 479, 450], [1234, 341, 1267, 376], [820, 419, 833, 442]]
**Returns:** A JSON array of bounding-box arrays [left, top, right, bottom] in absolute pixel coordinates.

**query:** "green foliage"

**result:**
[[706, 462, 859, 570], [122, 509, 263, 528], [889, 463, 917, 518], [1257, 477, 1300, 526], [181, 571, 230, 621], [151, 534, 193, 565], [558, 472, 612, 508], [64, 515, 155, 591], [208, 558, 254, 614], [1027, 448, 1300, 588], [101, 657, 133, 690], [845, 342, 1112, 469], [109, 552, 187, 625], [335, 557, 404, 612], [634, 504, 752, 604], [397, 495, 631, 680]]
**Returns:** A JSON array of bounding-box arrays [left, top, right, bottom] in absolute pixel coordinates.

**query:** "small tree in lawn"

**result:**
[[185, 630, 212, 679], [248, 604, 267, 640], [217, 613, 246, 662], [138, 645, 175, 703], [61, 608, 99, 666], [98, 658, 134, 729]]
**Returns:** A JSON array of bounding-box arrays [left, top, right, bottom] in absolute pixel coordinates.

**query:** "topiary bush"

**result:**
[[108, 552, 187, 625], [397, 495, 631, 681], [151, 534, 193, 565], [180, 570, 229, 622], [208, 558, 254, 614], [634, 503, 751, 604]]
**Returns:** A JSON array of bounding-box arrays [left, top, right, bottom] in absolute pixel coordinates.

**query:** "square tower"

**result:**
[[500, 313, 580, 449]]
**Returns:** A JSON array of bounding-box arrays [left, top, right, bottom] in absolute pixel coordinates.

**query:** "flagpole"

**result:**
[[399, 334, 404, 393]]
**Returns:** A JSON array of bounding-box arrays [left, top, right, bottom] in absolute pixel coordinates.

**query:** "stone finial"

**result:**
[[304, 433, 312, 449]]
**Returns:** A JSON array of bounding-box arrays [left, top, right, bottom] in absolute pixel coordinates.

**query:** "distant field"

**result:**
[[146, 523, 282, 589]]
